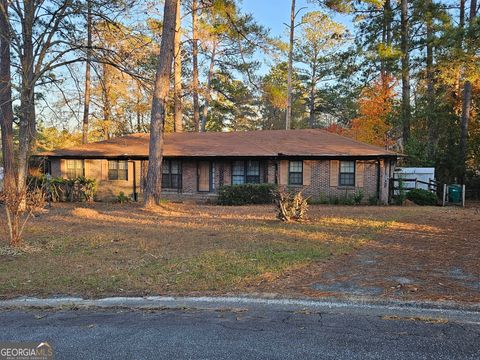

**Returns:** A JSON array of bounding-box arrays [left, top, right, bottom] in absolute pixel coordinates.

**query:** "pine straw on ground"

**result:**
[[255, 204, 480, 304], [0, 202, 478, 303]]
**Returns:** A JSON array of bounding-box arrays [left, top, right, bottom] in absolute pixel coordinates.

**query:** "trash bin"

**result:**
[[448, 184, 462, 203]]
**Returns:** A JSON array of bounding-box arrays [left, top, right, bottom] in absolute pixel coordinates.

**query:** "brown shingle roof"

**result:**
[[37, 129, 400, 158]]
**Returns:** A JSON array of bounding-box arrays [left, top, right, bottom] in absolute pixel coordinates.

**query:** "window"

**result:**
[[232, 161, 245, 185], [246, 161, 260, 183], [42, 160, 52, 175], [108, 160, 128, 180], [232, 160, 260, 184], [162, 159, 181, 189], [66, 159, 84, 178], [339, 160, 355, 186], [288, 160, 303, 185]]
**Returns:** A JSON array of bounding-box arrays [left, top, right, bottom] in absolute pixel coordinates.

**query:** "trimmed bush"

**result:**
[[217, 183, 277, 205], [406, 188, 438, 206]]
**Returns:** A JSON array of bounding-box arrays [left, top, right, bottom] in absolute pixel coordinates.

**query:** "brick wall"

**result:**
[[300, 159, 381, 203], [49, 157, 391, 203], [50, 158, 142, 202]]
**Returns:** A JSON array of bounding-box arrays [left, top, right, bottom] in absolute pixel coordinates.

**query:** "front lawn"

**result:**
[[1, 202, 478, 303], [0, 203, 391, 298]]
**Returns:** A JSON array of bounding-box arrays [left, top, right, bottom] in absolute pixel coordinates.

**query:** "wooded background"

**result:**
[[1, 0, 479, 189]]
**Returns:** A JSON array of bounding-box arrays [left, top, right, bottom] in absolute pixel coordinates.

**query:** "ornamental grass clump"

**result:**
[[274, 188, 309, 222]]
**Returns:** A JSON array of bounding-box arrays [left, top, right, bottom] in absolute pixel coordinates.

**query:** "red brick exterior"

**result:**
[[156, 158, 393, 204], [50, 157, 394, 203]]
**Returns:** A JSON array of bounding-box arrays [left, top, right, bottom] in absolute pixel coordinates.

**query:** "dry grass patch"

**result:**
[[0, 202, 391, 298]]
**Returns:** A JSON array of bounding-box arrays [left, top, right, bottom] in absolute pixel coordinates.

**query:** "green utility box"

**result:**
[[448, 184, 462, 203]]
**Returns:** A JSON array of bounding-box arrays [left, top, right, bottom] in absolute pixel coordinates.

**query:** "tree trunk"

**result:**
[[381, 0, 393, 86], [136, 87, 143, 132], [459, 0, 477, 181], [200, 40, 217, 132], [400, 0, 411, 146], [17, 0, 36, 203], [0, 0, 15, 193], [285, 0, 295, 130], [102, 63, 112, 139], [308, 52, 317, 128], [192, 0, 200, 131], [144, 0, 178, 207], [426, 0, 437, 160], [82, 0, 92, 144], [173, 0, 183, 132], [0, 0, 22, 246], [380, 1, 387, 80]]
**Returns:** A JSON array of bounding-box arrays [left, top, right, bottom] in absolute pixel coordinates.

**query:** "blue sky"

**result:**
[[238, 0, 354, 74], [241, 0, 317, 38], [240, 0, 354, 38]]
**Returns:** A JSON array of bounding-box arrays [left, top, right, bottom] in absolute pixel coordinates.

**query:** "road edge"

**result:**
[[0, 295, 479, 323]]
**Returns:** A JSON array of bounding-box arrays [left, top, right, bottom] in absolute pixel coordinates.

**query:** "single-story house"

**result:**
[[37, 129, 400, 203]]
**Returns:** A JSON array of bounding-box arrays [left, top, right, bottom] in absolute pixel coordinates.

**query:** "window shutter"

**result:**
[[329, 160, 339, 187], [84, 159, 91, 178], [101, 160, 109, 180], [279, 160, 288, 185], [303, 160, 312, 186], [356, 161, 364, 188], [60, 159, 66, 178]]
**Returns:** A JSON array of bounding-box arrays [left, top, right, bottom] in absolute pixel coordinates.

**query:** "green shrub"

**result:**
[[217, 183, 277, 205], [392, 177, 407, 205], [117, 191, 130, 203], [28, 175, 97, 202], [353, 190, 364, 204], [328, 195, 339, 205], [406, 188, 438, 206], [392, 194, 406, 205], [368, 195, 379, 205], [339, 192, 355, 205]]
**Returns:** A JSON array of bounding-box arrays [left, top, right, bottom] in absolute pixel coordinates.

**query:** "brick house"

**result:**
[[37, 129, 400, 203]]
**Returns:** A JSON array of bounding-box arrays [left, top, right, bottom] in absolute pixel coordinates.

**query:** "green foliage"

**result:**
[[353, 190, 364, 204], [328, 195, 340, 205], [392, 178, 406, 205], [217, 183, 277, 205], [28, 175, 97, 202], [208, 72, 260, 131], [406, 189, 438, 206], [116, 192, 130, 204], [368, 195, 379, 205], [311, 190, 364, 205], [404, 136, 434, 167], [339, 192, 356, 205], [260, 62, 308, 129], [36, 126, 82, 152]]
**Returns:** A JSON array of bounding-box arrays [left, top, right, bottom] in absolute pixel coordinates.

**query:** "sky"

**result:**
[[237, 0, 354, 74], [42, 0, 356, 130], [241, 0, 317, 38], [240, 0, 354, 38]]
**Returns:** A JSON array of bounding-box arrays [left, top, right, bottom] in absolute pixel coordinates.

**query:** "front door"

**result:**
[[198, 161, 211, 192]]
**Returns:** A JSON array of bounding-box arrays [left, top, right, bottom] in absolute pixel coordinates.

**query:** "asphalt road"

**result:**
[[1, 304, 479, 360]]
